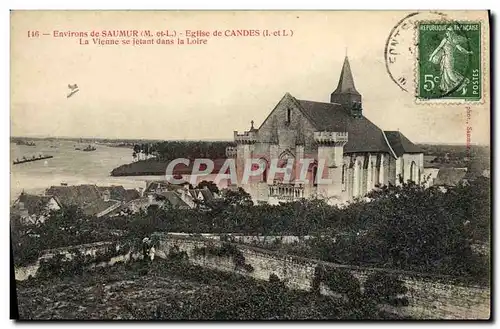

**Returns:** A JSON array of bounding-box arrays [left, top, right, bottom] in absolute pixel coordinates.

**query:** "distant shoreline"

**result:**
[[9, 137, 489, 147], [10, 137, 234, 143], [107, 143, 489, 177], [110, 158, 168, 177]]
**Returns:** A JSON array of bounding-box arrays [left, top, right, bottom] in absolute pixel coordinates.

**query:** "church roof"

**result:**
[[296, 99, 393, 154], [331, 56, 360, 96], [384, 131, 423, 157]]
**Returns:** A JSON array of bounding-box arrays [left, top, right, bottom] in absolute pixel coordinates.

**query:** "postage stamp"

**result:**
[[416, 21, 482, 101]]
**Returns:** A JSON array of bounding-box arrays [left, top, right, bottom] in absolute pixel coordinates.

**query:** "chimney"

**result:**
[[148, 194, 154, 204], [138, 187, 144, 197]]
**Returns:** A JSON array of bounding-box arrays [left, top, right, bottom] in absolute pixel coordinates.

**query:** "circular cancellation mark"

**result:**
[[383, 11, 475, 99]]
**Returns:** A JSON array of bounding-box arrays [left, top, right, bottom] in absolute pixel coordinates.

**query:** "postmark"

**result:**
[[416, 21, 482, 101], [384, 11, 448, 93]]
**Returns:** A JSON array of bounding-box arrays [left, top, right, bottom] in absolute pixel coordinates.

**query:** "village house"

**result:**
[[117, 191, 191, 215], [228, 56, 424, 205], [111, 181, 219, 215], [11, 192, 62, 225], [44, 184, 141, 218]]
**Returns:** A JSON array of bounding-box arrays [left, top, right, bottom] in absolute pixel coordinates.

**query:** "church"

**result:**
[[227, 56, 424, 205]]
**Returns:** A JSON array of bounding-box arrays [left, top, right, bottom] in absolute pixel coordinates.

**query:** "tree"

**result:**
[[306, 178, 490, 283], [364, 272, 409, 307], [196, 180, 220, 195], [180, 182, 194, 190], [133, 144, 141, 160], [220, 188, 253, 207]]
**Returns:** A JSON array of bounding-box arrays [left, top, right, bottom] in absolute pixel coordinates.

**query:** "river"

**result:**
[[10, 140, 163, 202]]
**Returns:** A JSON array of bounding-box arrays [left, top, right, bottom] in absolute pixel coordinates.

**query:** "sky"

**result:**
[[10, 10, 490, 144]]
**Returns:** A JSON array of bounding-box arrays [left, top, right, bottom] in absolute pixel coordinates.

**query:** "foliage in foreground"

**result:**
[[11, 177, 490, 285], [121, 258, 405, 320]]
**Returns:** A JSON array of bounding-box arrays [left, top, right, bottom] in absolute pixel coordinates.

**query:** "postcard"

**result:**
[[10, 10, 491, 320]]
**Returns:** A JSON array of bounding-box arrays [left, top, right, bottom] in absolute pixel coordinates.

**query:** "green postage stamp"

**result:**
[[417, 21, 482, 101]]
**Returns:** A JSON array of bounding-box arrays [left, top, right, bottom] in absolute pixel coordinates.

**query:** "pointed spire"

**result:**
[[332, 56, 360, 96], [330, 56, 362, 116]]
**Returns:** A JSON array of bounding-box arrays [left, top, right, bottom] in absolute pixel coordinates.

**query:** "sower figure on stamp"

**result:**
[[429, 26, 473, 94]]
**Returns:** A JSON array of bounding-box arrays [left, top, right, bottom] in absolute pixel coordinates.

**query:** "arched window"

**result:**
[[410, 161, 417, 182], [341, 164, 347, 191], [358, 162, 363, 196], [256, 158, 268, 183], [353, 161, 362, 197], [312, 165, 318, 187], [370, 162, 375, 188], [286, 108, 291, 124]]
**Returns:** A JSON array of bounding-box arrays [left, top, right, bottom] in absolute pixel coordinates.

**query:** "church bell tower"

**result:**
[[330, 56, 362, 117]]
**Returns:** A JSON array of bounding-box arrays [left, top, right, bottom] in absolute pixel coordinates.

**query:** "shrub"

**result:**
[[243, 263, 254, 273], [323, 267, 361, 301], [168, 245, 189, 262], [310, 265, 324, 294], [269, 273, 280, 283], [364, 272, 408, 306]]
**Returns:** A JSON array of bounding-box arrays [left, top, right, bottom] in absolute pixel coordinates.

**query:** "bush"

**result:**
[[193, 242, 254, 272], [311, 265, 324, 294], [269, 273, 281, 283], [364, 272, 408, 306], [323, 267, 361, 301], [37, 253, 87, 278], [168, 245, 189, 262]]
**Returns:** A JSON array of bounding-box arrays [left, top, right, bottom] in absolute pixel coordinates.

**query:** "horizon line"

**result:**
[[9, 135, 490, 147]]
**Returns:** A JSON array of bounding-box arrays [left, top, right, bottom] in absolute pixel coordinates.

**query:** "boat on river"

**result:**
[[13, 154, 53, 165], [15, 140, 36, 146], [82, 145, 96, 152]]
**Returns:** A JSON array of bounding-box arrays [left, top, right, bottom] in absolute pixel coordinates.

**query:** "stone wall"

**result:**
[[158, 235, 490, 320], [14, 235, 490, 320], [14, 240, 141, 281]]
